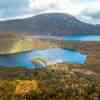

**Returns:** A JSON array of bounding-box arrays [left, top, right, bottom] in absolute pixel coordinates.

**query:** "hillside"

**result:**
[[0, 65, 100, 100], [64, 41, 100, 73], [0, 13, 100, 36], [0, 36, 63, 54]]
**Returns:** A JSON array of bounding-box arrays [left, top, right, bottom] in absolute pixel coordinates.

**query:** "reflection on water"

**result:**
[[0, 48, 87, 68]]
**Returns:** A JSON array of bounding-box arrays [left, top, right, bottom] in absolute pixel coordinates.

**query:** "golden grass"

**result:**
[[0, 68, 100, 100], [0, 37, 61, 54], [15, 80, 46, 96]]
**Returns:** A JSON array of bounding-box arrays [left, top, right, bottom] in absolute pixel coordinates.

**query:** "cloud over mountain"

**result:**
[[76, 0, 100, 24], [0, 0, 34, 21], [0, 0, 100, 25]]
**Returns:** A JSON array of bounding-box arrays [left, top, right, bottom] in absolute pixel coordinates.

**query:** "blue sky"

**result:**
[[0, 0, 100, 24]]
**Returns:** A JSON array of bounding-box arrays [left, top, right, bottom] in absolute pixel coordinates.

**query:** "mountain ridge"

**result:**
[[0, 13, 100, 36]]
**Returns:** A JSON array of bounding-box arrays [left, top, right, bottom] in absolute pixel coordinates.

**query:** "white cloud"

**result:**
[[0, 0, 81, 21], [30, 0, 85, 15], [0, 0, 34, 21], [0, 0, 100, 24], [30, 0, 100, 24], [72, 0, 100, 24]]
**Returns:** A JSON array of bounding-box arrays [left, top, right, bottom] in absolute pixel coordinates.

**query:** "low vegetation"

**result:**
[[0, 39, 100, 100], [0, 64, 100, 100]]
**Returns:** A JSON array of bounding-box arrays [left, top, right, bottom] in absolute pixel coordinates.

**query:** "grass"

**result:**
[[0, 65, 100, 100], [0, 36, 62, 54]]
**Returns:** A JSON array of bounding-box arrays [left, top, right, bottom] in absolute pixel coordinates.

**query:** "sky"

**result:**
[[0, 0, 100, 24]]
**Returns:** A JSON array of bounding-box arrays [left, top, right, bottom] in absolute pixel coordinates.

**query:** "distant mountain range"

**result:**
[[0, 13, 100, 36]]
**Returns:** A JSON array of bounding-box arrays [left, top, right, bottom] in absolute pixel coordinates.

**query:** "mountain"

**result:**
[[0, 13, 100, 36]]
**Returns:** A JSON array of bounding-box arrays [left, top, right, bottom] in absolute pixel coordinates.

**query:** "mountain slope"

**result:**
[[0, 13, 100, 36]]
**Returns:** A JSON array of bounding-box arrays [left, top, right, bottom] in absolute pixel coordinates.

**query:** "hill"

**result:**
[[0, 13, 100, 36]]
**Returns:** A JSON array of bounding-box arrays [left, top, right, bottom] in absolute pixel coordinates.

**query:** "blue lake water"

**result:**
[[64, 35, 100, 41], [0, 35, 100, 68], [0, 48, 87, 69]]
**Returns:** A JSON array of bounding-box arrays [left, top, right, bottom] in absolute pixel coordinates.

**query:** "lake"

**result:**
[[0, 35, 100, 68], [0, 48, 87, 69], [64, 35, 100, 41]]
